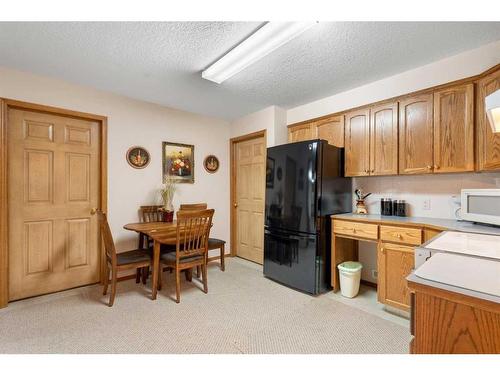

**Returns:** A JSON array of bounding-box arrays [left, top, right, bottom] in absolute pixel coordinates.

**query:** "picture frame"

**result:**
[[162, 142, 195, 183], [126, 146, 151, 169], [203, 155, 220, 173]]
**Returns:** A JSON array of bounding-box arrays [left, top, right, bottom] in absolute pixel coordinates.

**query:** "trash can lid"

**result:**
[[337, 261, 363, 272]]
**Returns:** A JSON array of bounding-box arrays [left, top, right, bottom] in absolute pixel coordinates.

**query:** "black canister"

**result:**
[[394, 200, 406, 217], [381, 198, 393, 216]]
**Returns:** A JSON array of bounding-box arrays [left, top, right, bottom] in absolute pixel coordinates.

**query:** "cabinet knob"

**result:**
[[397, 234, 403, 239], [234, 203, 238, 208], [352, 228, 357, 233], [426, 165, 432, 170], [434, 165, 440, 170]]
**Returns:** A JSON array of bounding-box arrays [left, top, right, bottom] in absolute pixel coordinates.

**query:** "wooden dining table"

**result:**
[[123, 221, 179, 300]]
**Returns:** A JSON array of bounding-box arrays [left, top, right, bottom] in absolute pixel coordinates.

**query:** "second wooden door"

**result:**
[[234, 136, 266, 264], [8, 108, 101, 301]]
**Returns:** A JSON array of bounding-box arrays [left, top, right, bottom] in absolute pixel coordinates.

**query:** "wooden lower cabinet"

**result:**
[[377, 242, 414, 311], [409, 282, 500, 353]]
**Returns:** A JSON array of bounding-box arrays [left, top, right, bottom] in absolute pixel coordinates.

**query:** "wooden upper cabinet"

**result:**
[[370, 102, 398, 175], [345, 109, 370, 176], [314, 116, 345, 148], [398, 94, 434, 174], [433, 83, 474, 173], [477, 68, 500, 171], [288, 123, 314, 143]]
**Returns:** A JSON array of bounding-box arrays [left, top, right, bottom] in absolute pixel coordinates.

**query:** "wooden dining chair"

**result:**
[[179, 203, 226, 272], [97, 211, 152, 307], [179, 203, 208, 211], [157, 209, 215, 303], [136, 205, 163, 284]]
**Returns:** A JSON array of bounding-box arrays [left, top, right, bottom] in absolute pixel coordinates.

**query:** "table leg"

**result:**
[[152, 240, 160, 300]]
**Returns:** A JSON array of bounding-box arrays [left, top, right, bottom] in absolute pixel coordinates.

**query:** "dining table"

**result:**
[[123, 221, 180, 300]]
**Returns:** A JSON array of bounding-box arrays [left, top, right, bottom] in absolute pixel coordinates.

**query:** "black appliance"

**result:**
[[263, 140, 352, 295]]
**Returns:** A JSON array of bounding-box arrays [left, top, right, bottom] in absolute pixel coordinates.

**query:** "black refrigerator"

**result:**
[[263, 140, 352, 295]]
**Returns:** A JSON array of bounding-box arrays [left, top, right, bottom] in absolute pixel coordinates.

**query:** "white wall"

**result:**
[[0, 66, 231, 253], [230, 105, 287, 146]]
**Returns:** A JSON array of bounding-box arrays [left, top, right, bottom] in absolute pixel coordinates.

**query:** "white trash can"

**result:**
[[337, 261, 363, 298]]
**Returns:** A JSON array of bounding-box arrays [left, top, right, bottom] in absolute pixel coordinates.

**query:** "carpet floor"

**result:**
[[0, 258, 411, 354]]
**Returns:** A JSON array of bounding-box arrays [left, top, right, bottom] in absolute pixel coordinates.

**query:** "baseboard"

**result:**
[[360, 279, 377, 289]]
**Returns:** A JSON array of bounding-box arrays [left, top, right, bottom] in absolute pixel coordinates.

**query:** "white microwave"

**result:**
[[461, 189, 500, 226]]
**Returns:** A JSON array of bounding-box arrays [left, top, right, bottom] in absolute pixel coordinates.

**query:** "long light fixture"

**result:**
[[486, 89, 500, 133], [202, 22, 318, 84]]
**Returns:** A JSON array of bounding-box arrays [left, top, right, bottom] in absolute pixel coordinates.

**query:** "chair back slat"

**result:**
[[176, 209, 214, 260], [140, 205, 163, 222], [97, 211, 117, 265], [179, 203, 208, 211]]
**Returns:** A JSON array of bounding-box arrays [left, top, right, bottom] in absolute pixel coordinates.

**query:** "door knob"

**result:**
[[90, 208, 98, 215]]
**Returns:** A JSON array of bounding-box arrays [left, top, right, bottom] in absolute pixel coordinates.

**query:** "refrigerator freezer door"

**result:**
[[265, 141, 319, 234], [263, 228, 319, 294]]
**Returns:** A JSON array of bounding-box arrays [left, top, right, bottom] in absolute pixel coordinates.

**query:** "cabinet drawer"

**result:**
[[380, 225, 422, 245], [333, 220, 378, 240]]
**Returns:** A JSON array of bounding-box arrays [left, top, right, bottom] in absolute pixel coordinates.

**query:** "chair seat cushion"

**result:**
[[116, 249, 151, 266], [160, 251, 203, 264], [208, 238, 226, 250]]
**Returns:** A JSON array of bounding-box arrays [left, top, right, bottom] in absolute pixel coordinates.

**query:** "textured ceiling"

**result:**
[[0, 22, 499, 120]]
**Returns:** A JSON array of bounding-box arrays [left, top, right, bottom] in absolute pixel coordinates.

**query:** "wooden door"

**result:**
[[345, 109, 370, 176], [477, 68, 500, 171], [377, 242, 414, 311], [314, 116, 345, 148], [288, 123, 314, 143], [7, 109, 101, 300], [370, 102, 398, 175], [234, 136, 266, 264], [433, 83, 474, 173], [399, 94, 434, 174]]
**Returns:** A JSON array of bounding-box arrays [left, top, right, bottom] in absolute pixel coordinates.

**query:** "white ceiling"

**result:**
[[0, 22, 499, 120]]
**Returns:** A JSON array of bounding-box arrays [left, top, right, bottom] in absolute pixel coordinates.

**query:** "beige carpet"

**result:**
[[0, 258, 411, 354]]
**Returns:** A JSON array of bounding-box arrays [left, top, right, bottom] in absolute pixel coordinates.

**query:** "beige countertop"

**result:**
[[331, 213, 500, 236]]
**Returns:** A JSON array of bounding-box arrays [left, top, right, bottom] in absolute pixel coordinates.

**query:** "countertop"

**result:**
[[408, 255, 500, 305], [331, 213, 500, 236]]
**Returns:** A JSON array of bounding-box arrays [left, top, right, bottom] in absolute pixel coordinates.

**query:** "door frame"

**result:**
[[0, 98, 108, 308], [229, 129, 266, 258]]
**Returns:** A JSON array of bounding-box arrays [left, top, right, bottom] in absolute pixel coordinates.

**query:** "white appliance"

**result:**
[[415, 230, 500, 268], [460, 188, 500, 226]]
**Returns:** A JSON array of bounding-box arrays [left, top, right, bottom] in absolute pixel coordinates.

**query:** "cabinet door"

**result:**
[[377, 242, 414, 311], [477, 69, 500, 171], [370, 102, 398, 175], [345, 109, 370, 176], [288, 123, 314, 143], [399, 94, 434, 174], [433, 83, 474, 173], [315, 116, 345, 148]]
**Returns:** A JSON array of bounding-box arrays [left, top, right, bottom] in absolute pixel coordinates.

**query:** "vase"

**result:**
[[162, 210, 174, 222]]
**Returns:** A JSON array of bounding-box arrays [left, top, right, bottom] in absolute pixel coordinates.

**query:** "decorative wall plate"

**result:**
[[126, 146, 151, 169], [203, 155, 220, 173]]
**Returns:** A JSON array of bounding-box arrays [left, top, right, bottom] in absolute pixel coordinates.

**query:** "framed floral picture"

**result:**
[[162, 142, 194, 183]]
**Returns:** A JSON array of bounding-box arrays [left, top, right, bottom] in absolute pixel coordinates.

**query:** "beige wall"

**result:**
[[0, 66, 231, 253], [230, 105, 287, 146]]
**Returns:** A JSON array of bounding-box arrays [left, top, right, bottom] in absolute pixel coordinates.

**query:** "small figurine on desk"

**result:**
[[354, 189, 372, 214]]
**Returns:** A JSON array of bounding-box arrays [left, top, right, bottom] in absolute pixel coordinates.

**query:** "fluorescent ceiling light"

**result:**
[[202, 22, 318, 84], [486, 89, 500, 133]]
